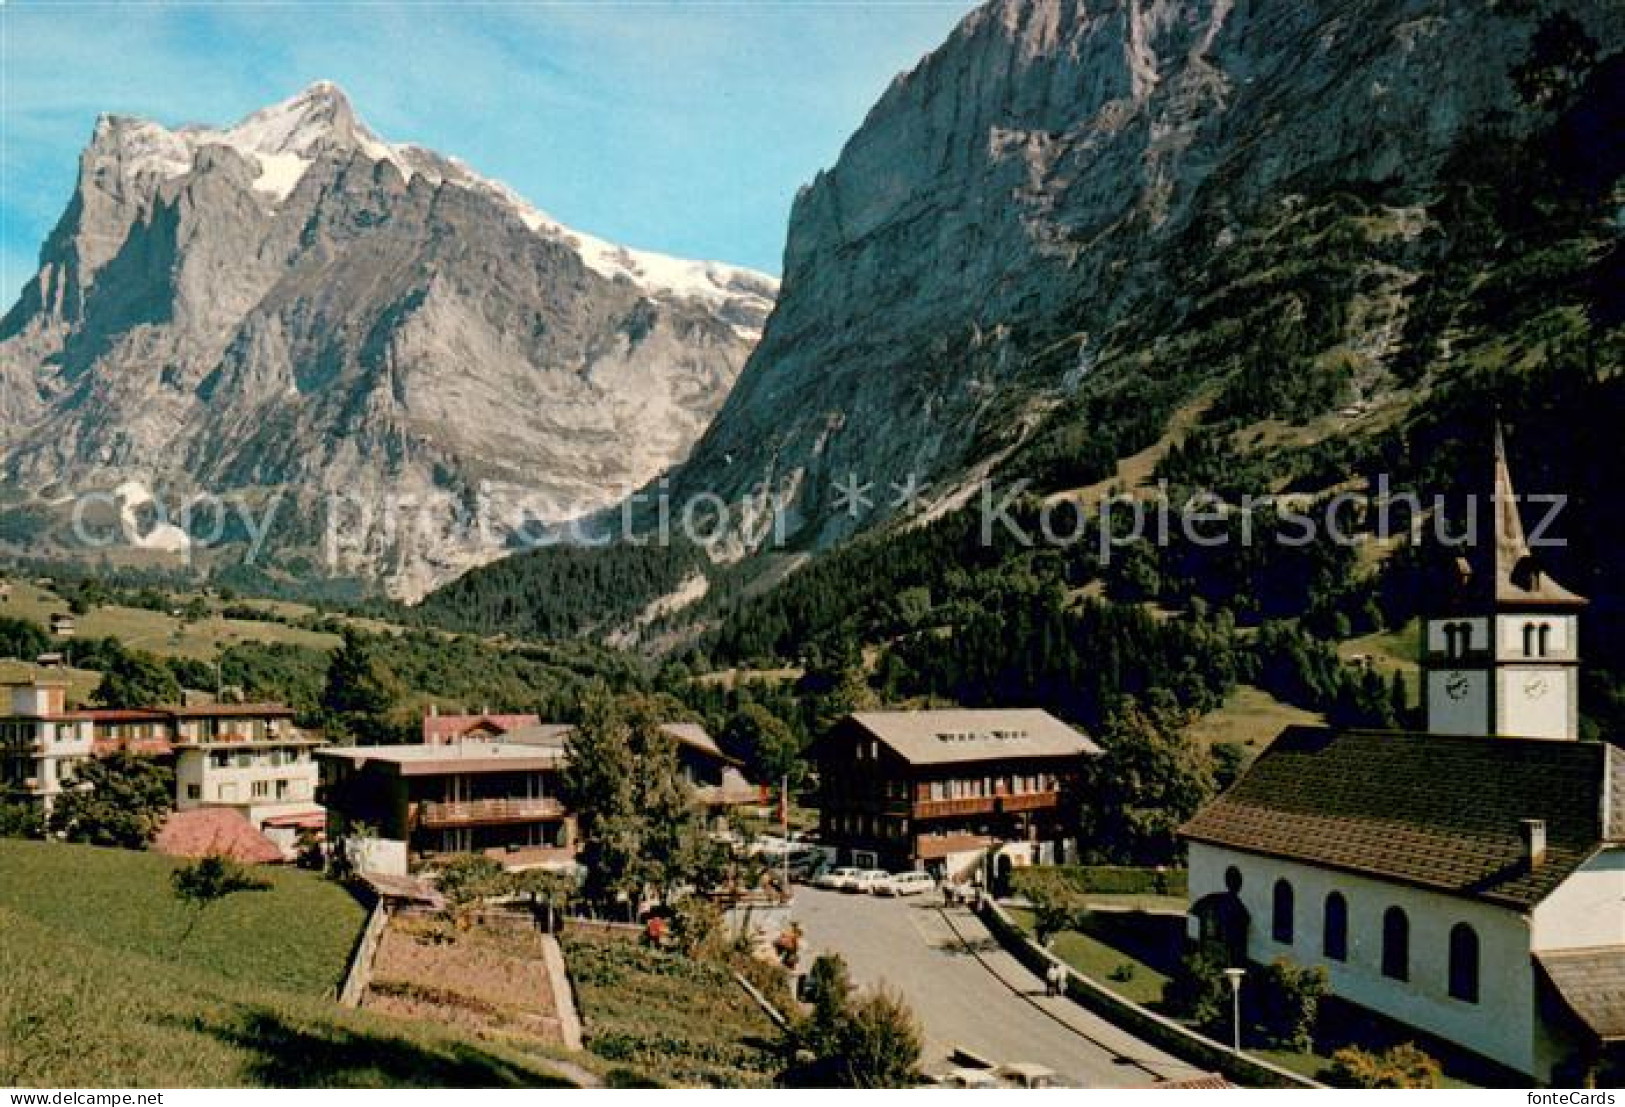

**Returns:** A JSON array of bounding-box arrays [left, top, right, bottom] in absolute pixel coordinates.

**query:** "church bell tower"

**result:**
[[1422, 425, 1586, 740]]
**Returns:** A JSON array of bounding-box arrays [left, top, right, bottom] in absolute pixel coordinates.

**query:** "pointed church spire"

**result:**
[[1480, 421, 1586, 609], [1492, 419, 1530, 577]]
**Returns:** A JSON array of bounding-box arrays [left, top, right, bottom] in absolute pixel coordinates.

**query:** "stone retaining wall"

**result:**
[[978, 898, 1322, 1089]]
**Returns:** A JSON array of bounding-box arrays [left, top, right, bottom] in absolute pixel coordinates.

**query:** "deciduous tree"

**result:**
[[48, 752, 174, 849], [171, 854, 270, 947]]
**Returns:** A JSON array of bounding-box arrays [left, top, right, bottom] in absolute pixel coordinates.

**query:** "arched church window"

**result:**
[[1448, 923, 1480, 1003], [1382, 906, 1410, 981], [1272, 879, 1294, 944], [1323, 892, 1348, 961]]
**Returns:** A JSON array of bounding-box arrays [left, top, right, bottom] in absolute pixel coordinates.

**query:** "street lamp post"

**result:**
[[1223, 967, 1246, 1053]]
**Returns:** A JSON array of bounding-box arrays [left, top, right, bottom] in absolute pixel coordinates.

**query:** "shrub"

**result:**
[[432, 854, 507, 915], [667, 895, 726, 958], [787, 957, 921, 1089], [834, 988, 922, 1088], [1027, 882, 1080, 947], [1327, 1043, 1442, 1089], [171, 854, 271, 947], [0, 801, 43, 840], [1162, 940, 1232, 1035], [1010, 865, 1189, 901], [1255, 957, 1328, 1051]]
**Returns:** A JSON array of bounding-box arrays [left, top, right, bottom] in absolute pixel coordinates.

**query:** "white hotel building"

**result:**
[[0, 682, 320, 831]]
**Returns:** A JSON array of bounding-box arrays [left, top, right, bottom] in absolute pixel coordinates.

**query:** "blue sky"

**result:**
[[0, 1, 977, 310]]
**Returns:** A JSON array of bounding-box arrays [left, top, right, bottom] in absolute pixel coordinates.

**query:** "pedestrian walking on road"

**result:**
[[1045, 962, 1065, 998]]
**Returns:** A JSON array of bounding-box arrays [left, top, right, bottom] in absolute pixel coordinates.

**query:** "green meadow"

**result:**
[[0, 840, 578, 1088]]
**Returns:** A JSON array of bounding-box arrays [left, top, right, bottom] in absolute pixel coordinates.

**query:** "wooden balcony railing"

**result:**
[[998, 790, 1060, 813], [416, 797, 565, 828], [911, 796, 997, 820], [910, 791, 1060, 819]]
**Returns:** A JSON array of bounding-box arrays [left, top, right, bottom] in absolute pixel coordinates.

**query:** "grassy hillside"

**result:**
[[0, 841, 578, 1087], [1183, 684, 1325, 758], [4, 580, 342, 662], [0, 839, 364, 995]]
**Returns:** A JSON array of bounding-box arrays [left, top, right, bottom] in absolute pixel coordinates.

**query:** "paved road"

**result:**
[[792, 886, 1207, 1088]]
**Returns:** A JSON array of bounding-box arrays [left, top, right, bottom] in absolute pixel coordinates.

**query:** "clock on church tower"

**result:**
[[1421, 425, 1585, 741]]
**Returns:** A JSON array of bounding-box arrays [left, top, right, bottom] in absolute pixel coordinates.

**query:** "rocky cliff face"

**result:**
[[664, 0, 1621, 553], [0, 82, 775, 598]]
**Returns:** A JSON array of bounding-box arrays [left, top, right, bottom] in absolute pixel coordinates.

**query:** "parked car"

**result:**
[[843, 868, 891, 893], [814, 866, 862, 890], [876, 871, 936, 897]]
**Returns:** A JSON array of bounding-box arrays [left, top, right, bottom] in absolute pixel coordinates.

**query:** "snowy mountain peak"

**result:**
[[78, 83, 777, 325], [4, 85, 777, 598], [216, 79, 370, 160]]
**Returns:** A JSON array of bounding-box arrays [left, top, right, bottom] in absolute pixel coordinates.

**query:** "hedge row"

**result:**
[[1012, 865, 1189, 900]]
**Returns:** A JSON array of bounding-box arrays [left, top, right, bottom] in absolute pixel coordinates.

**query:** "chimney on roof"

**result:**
[[1521, 818, 1548, 868], [429, 703, 438, 718]]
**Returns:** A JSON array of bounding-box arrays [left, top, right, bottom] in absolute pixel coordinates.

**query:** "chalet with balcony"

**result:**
[[817, 708, 1100, 875], [317, 740, 573, 872]]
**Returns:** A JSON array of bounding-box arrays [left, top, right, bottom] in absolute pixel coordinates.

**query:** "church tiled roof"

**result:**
[[1180, 727, 1620, 910]]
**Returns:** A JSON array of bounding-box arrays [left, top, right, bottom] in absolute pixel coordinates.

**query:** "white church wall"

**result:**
[[1533, 849, 1625, 950], [1496, 667, 1574, 740], [1188, 842, 1545, 1078]]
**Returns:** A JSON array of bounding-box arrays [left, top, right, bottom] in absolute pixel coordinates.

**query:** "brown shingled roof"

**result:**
[[1180, 727, 1616, 910], [1538, 948, 1625, 1042]]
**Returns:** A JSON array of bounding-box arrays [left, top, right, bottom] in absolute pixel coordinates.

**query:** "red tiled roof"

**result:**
[[34, 705, 292, 722], [153, 809, 284, 865], [65, 709, 170, 722], [422, 713, 540, 744]]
